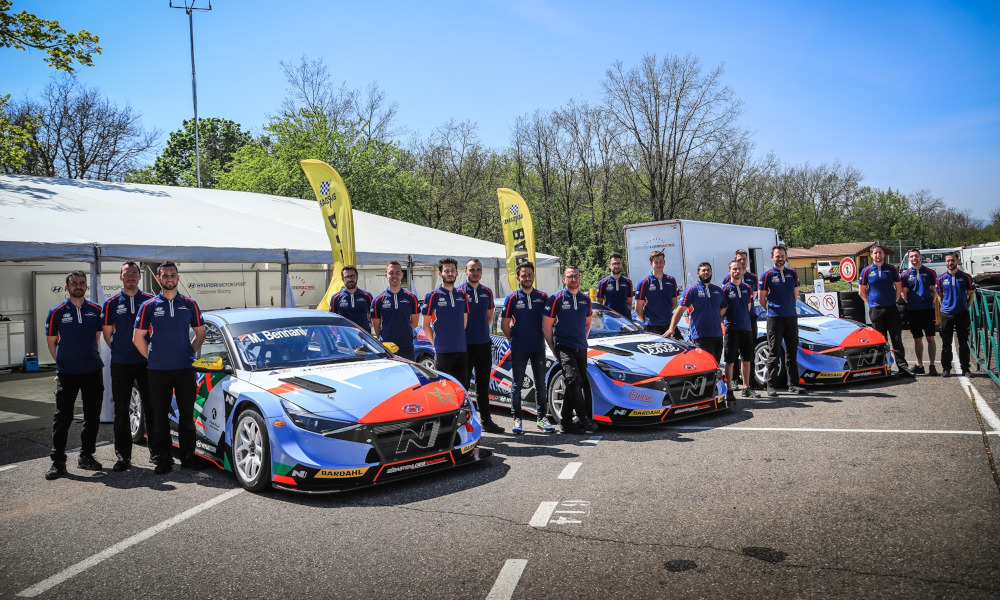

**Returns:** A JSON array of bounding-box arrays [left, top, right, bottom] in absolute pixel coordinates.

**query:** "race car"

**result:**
[[130, 308, 486, 493], [484, 300, 732, 426], [676, 300, 893, 386]]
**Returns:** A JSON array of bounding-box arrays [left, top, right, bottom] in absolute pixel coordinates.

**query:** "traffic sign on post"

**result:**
[[839, 257, 857, 282]]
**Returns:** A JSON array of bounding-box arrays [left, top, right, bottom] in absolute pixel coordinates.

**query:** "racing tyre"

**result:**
[[752, 339, 785, 388], [546, 370, 566, 425], [417, 353, 436, 371], [129, 385, 145, 443], [232, 409, 271, 493]]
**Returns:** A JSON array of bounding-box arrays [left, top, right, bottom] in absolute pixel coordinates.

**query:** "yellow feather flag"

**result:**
[[301, 159, 357, 311], [497, 188, 536, 289]]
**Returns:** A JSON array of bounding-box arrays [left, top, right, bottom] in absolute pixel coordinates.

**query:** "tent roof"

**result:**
[[0, 175, 557, 267]]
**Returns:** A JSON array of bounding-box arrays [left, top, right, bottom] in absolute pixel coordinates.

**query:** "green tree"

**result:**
[[0, 0, 101, 72], [0, 93, 37, 172], [152, 117, 252, 188]]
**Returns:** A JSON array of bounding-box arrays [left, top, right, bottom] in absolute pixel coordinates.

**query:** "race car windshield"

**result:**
[[233, 323, 388, 371], [589, 306, 643, 339]]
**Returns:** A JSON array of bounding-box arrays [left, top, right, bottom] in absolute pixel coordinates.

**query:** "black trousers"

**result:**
[[50, 369, 104, 462], [555, 346, 590, 423], [110, 362, 150, 461], [939, 311, 971, 371], [766, 316, 800, 388], [466, 343, 493, 418], [511, 350, 547, 418], [694, 336, 724, 365], [869, 305, 909, 369], [148, 368, 197, 463], [435, 351, 469, 389]]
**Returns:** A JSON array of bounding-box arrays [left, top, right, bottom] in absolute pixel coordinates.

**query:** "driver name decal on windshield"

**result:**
[[240, 327, 308, 343]]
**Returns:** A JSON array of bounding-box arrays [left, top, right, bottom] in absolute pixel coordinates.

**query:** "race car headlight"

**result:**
[[594, 360, 650, 384], [802, 342, 837, 352], [279, 398, 359, 436]]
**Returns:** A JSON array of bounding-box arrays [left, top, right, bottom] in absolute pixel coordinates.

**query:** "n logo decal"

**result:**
[[396, 421, 441, 454], [857, 349, 879, 367], [680, 376, 708, 401]]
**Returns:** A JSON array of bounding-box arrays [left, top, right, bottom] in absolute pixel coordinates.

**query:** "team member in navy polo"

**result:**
[[501, 261, 552, 434], [721, 260, 759, 399], [667, 262, 726, 364], [43, 271, 105, 480], [371, 260, 420, 361], [596, 253, 633, 317], [724, 249, 761, 340], [901, 248, 939, 375], [329, 265, 373, 333], [543, 266, 595, 434], [859, 245, 914, 377], [936, 251, 976, 377], [101, 261, 155, 471], [635, 250, 679, 335], [133, 261, 206, 474], [460, 258, 502, 433], [759, 245, 807, 396], [423, 258, 470, 386]]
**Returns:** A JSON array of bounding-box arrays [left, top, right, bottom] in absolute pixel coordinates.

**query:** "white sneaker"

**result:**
[[537, 417, 555, 433], [512, 418, 523, 434]]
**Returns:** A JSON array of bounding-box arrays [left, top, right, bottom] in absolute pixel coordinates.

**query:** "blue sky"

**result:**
[[4, 0, 998, 220]]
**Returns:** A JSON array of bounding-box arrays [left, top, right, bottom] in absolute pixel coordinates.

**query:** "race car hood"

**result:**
[[796, 316, 886, 346], [246, 358, 465, 423], [584, 333, 719, 375]]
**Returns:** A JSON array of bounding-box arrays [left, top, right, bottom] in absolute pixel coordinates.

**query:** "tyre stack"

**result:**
[[839, 291, 866, 323]]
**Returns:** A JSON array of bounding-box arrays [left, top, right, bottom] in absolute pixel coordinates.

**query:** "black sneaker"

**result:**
[[742, 387, 761, 399], [912, 365, 926, 375], [897, 366, 916, 378], [928, 365, 939, 376], [766, 387, 778, 398], [480, 419, 504, 434], [561, 423, 585, 434], [941, 370, 951, 378], [787, 385, 808, 395], [77, 454, 103, 470], [181, 455, 208, 470], [45, 461, 67, 480], [960, 369, 972, 377], [580, 418, 599, 434], [154, 461, 173, 475], [112, 459, 131, 472]]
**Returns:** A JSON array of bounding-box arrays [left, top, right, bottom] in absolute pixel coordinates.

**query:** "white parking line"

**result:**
[[581, 436, 601, 446], [667, 426, 999, 435], [961, 378, 1000, 431], [17, 488, 243, 598], [485, 559, 528, 600], [528, 501, 558, 528], [558, 462, 582, 480], [0, 465, 17, 472]]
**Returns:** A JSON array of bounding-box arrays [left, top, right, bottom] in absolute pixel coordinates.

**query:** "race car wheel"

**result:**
[[233, 409, 271, 493], [546, 370, 566, 425], [129, 384, 145, 443], [752, 339, 785, 388], [417, 353, 436, 371]]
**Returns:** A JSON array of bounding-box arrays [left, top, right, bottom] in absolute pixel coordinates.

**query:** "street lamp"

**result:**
[[170, 0, 212, 188]]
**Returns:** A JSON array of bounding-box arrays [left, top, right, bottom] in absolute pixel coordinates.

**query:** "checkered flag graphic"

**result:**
[[320, 181, 330, 195], [509, 204, 519, 216]]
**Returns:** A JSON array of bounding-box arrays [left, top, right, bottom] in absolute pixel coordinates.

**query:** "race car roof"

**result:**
[[0, 174, 559, 268]]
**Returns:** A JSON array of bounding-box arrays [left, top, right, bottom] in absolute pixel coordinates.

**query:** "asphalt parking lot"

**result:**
[[1, 343, 999, 600]]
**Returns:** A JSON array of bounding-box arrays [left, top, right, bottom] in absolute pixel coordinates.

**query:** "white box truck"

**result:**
[[961, 241, 1000, 288], [624, 219, 781, 287]]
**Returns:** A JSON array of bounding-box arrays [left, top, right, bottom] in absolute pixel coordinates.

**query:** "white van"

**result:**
[[816, 260, 840, 281]]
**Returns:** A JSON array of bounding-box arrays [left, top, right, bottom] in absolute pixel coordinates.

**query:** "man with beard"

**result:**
[[423, 258, 470, 385], [544, 266, 595, 434], [329, 265, 373, 333], [133, 261, 206, 474], [635, 250, 679, 335], [723, 249, 760, 340], [501, 261, 553, 434], [596, 253, 633, 317], [459, 259, 502, 433], [901, 248, 939, 375], [721, 260, 758, 399], [859, 244, 915, 377], [44, 271, 105, 480], [759, 245, 807, 397], [371, 261, 420, 361], [936, 251, 976, 377], [667, 262, 727, 365], [101, 261, 155, 471]]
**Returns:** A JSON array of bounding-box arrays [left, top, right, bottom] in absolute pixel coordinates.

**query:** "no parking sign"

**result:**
[[839, 257, 857, 282], [805, 292, 840, 317]]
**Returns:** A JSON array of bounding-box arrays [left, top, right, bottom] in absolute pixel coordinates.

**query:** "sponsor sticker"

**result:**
[[817, 371, 846, 379], [672, 403, 711, 415], [460, 441, 478, 454], [315, 467, 369, 479], [384, 456, 448, 475], [630, 408, 664, 417]]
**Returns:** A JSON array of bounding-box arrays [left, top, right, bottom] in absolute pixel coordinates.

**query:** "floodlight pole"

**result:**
[[170, 1, 212, 188]]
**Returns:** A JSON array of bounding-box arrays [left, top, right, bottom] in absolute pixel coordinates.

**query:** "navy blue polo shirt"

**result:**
[[134, 293, 204, 371], [545, 289, 592, 350], [901, 266, 937, 311], [423, 287, 469, 354], [635, 273, 678, 326], [102, 290, 154, 364], [45, 299, 104, 374], [723, 272, 759, 294], [722, 281, 754, 332], [760, 267, 800, 317], [502, 288, 548, 353], [860, 262, 900, 308], [330, 288, 373, 332], [372, 288, 419, 354], [936, 270, 975, 314], [596, 275, 633, 317], [679, 283, 726, 339], [459, 282, 494, 346]]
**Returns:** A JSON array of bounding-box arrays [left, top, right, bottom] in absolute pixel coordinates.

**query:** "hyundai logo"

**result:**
[[51, 286, 64, 293], [402, 404, 423, 414], [683, 364, 696, 371], [858, 338, 869, 343]]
